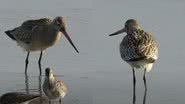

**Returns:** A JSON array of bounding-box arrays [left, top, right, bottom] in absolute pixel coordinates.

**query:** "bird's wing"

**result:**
[[121, 30, 158, 62], [9, 18, 52, 44], [56, 80, 68, 93], [136, 31, 158, 60], [0, 92, 40, 104], [21, 18, 52, 30], [8, 27, 34, 44]]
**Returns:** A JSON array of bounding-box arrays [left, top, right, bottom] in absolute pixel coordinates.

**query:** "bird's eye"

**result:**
[[55, 20, 60, 25], [125, 25, 128, 28]]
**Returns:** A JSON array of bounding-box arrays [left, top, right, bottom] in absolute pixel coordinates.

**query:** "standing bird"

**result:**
[[43, 67, 68, 104], [109, 19, 158, 87], [5, 17, 79, 75]]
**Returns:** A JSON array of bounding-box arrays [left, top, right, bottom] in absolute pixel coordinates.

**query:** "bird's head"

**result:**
[[53, 16, 79, 53], [53, 16, 66, 32], [45, 67, 54, 78], [109, 19, 141, 36], [45, 67, 57, 82]]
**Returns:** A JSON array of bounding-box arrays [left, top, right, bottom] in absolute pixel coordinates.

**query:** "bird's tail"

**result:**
[[5, 30, 16, 40]]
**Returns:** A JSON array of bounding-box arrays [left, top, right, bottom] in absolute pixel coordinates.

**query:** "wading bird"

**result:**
[[5, 17, 79, 75], [109, 19, 158, 88], [0, 92, 40, 104], [43, 68, 67, 104]]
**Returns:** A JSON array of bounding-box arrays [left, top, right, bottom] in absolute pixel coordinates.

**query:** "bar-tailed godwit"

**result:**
[[109, 19, 158, 87], [43, 67, 67, 104], [5, 17, 79, 75]]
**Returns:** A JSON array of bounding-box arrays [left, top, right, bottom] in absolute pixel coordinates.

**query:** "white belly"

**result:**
[[128, 61, 154, 72], [17, 33, 61, 51]]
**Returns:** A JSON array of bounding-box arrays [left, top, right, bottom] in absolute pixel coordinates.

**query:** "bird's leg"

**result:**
[[143, 68, 147, 104], [25, 52, 30, 75], [38, 51, 43, 75], [49, 100, 51, 104], [143, 68, 147, 90], [132, 68, 136, 104], [59, 98, 62, 104], [59, 98, 64, 104], [132, 68, 136, 85], [143, 84, 147, 104], [25, 74, 29, 94], [38, 75, 42, 97]]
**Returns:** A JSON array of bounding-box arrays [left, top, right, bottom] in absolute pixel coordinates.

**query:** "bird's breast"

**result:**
[[30, 32, 61, 51]]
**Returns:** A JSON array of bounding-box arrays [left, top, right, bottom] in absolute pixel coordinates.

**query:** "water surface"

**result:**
[[0, 0, 185, 104]]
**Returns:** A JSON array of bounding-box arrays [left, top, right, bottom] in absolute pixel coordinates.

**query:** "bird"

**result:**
[[0, 92, 40, 104], [109, 19, 158, 87], [43, 67, 68, 104], [5, 16, 79, 75]]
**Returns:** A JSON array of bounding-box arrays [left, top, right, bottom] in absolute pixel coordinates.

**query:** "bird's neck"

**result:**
[[127, 28, 143, 35], [45, 74, 56, 84], [44, 27, 61, 44]]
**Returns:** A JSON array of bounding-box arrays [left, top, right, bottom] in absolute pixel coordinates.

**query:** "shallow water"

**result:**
[[0, 0, 185, 104]]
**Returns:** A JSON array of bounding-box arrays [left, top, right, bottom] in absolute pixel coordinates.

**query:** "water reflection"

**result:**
[[0, 67, 69, 104], [0, 74, 66, 104], [132, 68, 136, 104], [25, 74, 44, 104], [24, 74, 43, 102], [25, 74, 30, 94], [0, 75, 46, 104], [38, 75, 42, 97], [38, 75, 43, 103], [143, 80, 147, 104], [132, 80, 136, 104]]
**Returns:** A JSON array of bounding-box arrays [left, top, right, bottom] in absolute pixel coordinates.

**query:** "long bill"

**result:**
[[62, 30, 79, 53], [109, 28, 126, 36]]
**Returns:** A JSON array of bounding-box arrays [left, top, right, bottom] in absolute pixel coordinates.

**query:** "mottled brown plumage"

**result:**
[[0, 92, 40, 104], [109, 19, 159, 88], [120, 29, 158, 63], [43, 68, 67, 104], [110, 19, 158, 72]]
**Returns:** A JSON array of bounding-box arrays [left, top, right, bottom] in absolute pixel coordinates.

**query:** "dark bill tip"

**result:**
[[62, 30, 79, 53]]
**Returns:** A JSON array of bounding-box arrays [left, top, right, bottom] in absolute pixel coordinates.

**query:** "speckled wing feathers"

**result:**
[[21, 18, 52, 29], [120, 29, 158, 62], [55, 80, 68, 94], [0, 92, 39, 104], [49, 80, 67, 97], [8, 18, 52, 44], [44, 79, 67, 99], [10, 27, 33, 44]]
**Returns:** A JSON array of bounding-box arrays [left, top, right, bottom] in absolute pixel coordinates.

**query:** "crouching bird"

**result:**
[[43, 68, 68, 104]]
